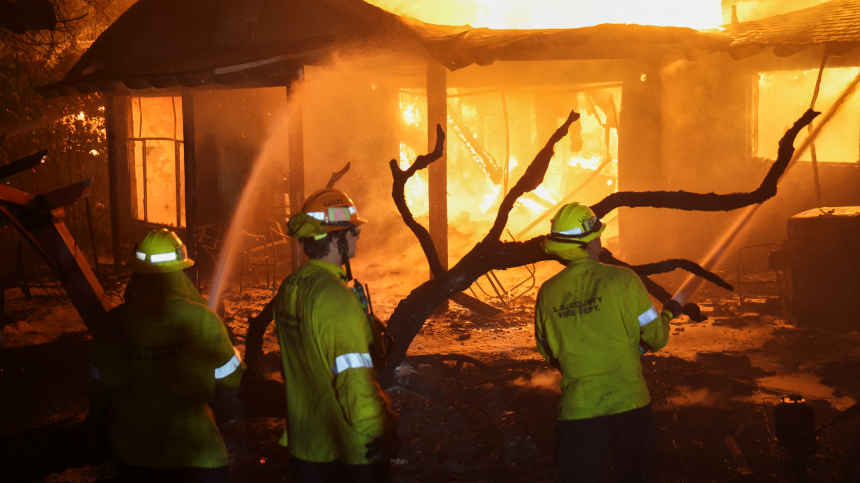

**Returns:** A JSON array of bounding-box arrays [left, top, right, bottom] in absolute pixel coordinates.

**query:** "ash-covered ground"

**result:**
[[2, 272, 859, 483]]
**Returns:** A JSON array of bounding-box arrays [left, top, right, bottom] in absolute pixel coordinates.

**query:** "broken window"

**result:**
[[755, 68, 860, 163], [128, 96, 186, 227]]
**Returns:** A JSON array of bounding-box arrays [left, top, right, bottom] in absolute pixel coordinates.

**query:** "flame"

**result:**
[[401, 101, 421, 127], [399, 143, 429, 216], [532, 185, 557, 205], [517, 197, 546, 213], [507, 156, 518, 171], [480, 184, 502, 213], [77, 111, 85, 120], [569, 155, 603, 170], [368, 0, 722, 30]]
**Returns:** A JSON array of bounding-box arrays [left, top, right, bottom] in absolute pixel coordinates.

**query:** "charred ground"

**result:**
[[2, 281, 859, 483]]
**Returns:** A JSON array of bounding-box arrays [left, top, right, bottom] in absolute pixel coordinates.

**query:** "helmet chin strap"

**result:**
[[337, 234, 353, 281]]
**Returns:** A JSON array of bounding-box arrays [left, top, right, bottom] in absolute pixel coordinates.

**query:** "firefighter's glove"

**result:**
[[662, 299, 683, 320], [365, 426, 402, 462], [287, 213, 327, 240]]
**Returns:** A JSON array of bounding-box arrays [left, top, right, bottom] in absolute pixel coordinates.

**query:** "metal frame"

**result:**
[[470, 230, 537, 306], [736, 242, 784, 308], [128, 96, 186, 227]]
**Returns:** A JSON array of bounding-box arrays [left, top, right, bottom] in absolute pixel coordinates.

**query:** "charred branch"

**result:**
[[589, 109, 820, 218], [388, 124, 446, 278], [620, 257, 732, 291], [599, 249, 710, 322], [381, 109, 815, 387], [244, 298, 274, 375], [487, 111, 580, 242], [325, 161, 351, 189]]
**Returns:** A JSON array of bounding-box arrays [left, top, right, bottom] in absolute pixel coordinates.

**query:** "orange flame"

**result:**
[[369, 0, 722, 30]]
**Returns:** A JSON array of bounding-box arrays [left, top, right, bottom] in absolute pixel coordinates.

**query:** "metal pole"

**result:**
[[807, 49, 828, 207]]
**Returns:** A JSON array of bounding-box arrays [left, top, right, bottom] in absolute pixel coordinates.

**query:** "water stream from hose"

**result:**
[[207, 90, 299, 310], [672, 70, 860, 306]]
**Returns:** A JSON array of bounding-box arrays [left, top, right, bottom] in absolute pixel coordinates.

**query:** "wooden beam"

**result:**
[[105, 96, 125, 275]]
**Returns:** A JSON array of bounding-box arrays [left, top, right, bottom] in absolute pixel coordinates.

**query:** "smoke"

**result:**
[[511, 368, 561, 392], [208, 91, 300, 309], [661, 386, 720, 409]]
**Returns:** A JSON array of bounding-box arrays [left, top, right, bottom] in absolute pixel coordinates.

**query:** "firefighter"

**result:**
[[535, 202, 681, 482], [87, 229, 244, 483], [276, 188, 399, 483]]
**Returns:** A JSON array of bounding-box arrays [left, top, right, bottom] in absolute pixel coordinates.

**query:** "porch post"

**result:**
[[618, 61, 662, 264], [427, 61, 448, 273], [288, 70, 306, 273], [181, 91, 199, 286], [105, 96, 121, 276]]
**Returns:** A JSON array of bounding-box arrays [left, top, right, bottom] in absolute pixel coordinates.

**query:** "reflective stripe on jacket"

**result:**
[[535, 258, 670, 420], [89, 270, 244, 468], [274, 259, 396, 464]]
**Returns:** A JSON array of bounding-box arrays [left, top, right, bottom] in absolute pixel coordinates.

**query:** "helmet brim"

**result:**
[[324, 216, 367, 232], [125, 258, 195, 274], [543, 222, 606, 259]]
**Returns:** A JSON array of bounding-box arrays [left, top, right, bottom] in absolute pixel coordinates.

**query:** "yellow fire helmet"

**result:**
[[126, 228, 195, 274], [287, 188, 367, 240], [542, 202, 606, 260]]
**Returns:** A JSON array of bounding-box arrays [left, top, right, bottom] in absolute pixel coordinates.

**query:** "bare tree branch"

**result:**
[[622, 258, 732, 291], [590, 109, 820, 218], [388, 123, 446, 278], [380, 109, 816, 387], [325, 161, 350, 189], [487, 111, 580, 241]]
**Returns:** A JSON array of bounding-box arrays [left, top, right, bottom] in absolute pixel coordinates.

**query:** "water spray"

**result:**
[[671, 70, 860, 307], [207, 94, 298, 310]]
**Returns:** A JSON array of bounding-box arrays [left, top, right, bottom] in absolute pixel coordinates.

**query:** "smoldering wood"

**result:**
[[378, 109, 818, 387], [406, 353, 491, 372]]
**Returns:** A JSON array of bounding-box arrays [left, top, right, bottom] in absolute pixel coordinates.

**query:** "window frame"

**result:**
[[127, 96, 186, 227]]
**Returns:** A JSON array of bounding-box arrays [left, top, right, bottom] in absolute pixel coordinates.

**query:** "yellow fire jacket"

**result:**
[[534, 258, 670, 420], [274, 259, 396, 465], [89, 270, 244, 468]]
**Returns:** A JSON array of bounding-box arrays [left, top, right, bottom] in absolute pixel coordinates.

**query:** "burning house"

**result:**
[[34, 0, 730, 289], [33, 0, 860, 296]]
